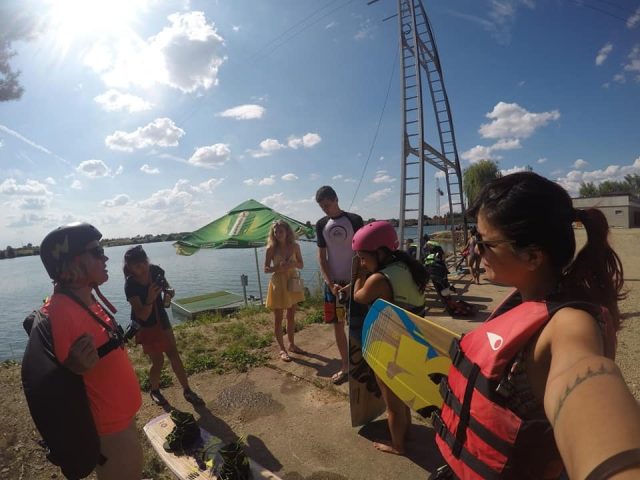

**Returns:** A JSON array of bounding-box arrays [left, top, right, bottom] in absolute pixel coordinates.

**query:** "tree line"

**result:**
[[462, 161, 640, 209]]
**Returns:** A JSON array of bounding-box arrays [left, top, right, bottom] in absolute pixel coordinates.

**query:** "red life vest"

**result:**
[[433, 295, 615, 480]]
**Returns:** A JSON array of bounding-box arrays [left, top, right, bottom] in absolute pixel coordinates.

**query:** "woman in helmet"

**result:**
[[352, 220, 428, 455], [27, 223, 143, 480]]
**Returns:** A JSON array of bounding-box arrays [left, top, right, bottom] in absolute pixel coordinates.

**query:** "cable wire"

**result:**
[[348, 45, 399, 211]]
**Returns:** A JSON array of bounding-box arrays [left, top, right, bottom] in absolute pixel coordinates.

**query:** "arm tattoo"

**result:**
[[552, 363, 618, 426]]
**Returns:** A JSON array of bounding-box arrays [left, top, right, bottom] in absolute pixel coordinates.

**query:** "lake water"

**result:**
[[0, 225, 450, 360]]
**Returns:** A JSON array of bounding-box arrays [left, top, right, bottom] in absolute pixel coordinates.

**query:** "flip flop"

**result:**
[[279, 350, 291, 362], [331, 370, 348, 384]]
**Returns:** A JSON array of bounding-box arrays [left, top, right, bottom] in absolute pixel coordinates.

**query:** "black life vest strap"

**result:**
[[433, 413, 502, 480], [449, 339, 501, 401], [439, 378, 514, 458], [452, 361, 480, 458]]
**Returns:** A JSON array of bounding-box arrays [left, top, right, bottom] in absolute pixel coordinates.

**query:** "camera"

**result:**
[[154, 273, 168, 289], [123, 321, 140, 342]]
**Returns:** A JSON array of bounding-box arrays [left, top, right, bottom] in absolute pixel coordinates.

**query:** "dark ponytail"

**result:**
[[563, 208, 625, 329], [387, 249, 428, 292]]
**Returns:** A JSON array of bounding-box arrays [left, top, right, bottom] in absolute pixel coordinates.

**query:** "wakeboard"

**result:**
[[143, 413, 282, 480], [361, 299, 460, 416]]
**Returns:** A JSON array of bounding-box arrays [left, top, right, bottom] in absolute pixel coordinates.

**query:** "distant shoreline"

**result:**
[[0, 232, 188, 261]]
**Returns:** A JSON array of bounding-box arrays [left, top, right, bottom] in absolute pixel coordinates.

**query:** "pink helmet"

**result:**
[[352, 221, 399, 252]]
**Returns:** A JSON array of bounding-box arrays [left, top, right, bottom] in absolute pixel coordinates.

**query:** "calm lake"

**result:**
[[0, 225, 450, 360]]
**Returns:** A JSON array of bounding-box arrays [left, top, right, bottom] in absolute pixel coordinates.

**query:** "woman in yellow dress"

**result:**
[[264, 220, 305, 361]]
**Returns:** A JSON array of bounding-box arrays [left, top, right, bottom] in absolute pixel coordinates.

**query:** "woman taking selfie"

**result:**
[[431, 172, 640, 479]]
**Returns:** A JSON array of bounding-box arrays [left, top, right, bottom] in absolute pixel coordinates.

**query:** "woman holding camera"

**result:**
[[123, 245, 203, 406]]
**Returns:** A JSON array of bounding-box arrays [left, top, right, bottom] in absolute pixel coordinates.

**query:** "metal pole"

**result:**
[[254, 247, 264, 305], [240, 274, 248, 306]]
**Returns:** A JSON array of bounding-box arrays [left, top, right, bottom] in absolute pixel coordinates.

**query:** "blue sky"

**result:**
[[1, 0, 639, 246]]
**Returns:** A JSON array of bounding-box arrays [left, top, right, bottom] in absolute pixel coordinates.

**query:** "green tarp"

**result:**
[[174, 199, 315, 255]]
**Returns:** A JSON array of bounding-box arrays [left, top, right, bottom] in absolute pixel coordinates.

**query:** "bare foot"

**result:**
[[289, 344, 305, 354], [373, 441, 404, 455]]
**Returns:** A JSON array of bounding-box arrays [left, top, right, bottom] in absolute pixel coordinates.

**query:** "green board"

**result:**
[[143, 413, 282, 480], [171, 291, 246, 318], [361, 299, 460, 415]]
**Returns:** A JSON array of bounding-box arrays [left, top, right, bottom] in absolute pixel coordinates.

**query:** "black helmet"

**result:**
[[40, 223, 102, 280]]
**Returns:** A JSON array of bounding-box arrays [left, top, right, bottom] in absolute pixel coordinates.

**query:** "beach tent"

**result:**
[[173, 199, 315, 303]]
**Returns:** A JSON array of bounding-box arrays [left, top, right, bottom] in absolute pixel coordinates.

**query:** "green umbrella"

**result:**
[[173, 199, 315, 303]]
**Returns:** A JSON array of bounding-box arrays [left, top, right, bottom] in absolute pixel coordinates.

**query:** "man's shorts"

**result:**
[[323, 283, 347, 324]]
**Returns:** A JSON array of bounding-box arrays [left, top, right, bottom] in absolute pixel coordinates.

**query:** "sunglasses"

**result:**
[[474, 233, 515, 255], [83, 245, 106, 259]]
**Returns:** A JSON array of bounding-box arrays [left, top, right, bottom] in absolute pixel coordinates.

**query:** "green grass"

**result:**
[[127, 300, 323, 381]]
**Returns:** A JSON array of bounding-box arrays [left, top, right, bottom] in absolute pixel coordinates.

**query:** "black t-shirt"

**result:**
[[124, 264, 170, 329]]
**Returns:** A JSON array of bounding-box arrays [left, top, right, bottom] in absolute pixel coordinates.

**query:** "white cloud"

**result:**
[[86, 11, 226, 94], [354, 18, 374, 41], [217, 104, 265, 120], [188, 144, 230, 168], [76, 159, 111, 178], [365, 188, 392, 202], [114, 165, 123, 176], [288, 132, 322, 149], [449, 0, 534, 45], [573, 158, 588, 169], [232, 25, 240, 32], [623, 45, 640, 76], [140, 164, 160, 175], [259, 176, 276, 186], [332, 174, 344, 181], [627, 7, 640, 29], [251, 138, 286, 158], [0, 178, 50, 195], [101, 194, 130, 207], [461, 138, 521, 163], [7, 213, 49, 228], [500, 165, 529, 176], [373, 170, 396, 183], [138, 179, 193, 210], [192, 178, 224, 193], [556, 157, 640, 196], [595, 43, 613, 66], [244, 176, 276, 186], [281, 173, 298, 181], [44, 177, 56, 184], [94, 89, 152, 112], [326, 21, 336, 29], [105, 118, 185, 152], [613, 73, 626, 84], [537, 157, 547, 164], [71, 179, 82, 190], [479, 102, 560, 139], [18, 197, 49, 210]]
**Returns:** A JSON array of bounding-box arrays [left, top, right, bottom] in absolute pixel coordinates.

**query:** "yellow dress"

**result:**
[[266, 253, 305, 309]]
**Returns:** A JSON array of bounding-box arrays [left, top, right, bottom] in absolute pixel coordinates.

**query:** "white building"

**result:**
[[572, 194, 640, 228]]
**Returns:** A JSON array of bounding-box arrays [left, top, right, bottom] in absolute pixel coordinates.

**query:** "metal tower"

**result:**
[[395, 0, 467, 258]]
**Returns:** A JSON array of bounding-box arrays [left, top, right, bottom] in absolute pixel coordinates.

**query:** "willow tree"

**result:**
[[463, 160, 501, 208]]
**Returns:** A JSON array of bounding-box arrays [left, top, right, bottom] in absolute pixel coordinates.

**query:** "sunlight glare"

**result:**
[[47, 0, 147, 54]]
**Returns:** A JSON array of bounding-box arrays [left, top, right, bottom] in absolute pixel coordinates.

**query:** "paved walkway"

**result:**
[[176, 274, 507, 480]]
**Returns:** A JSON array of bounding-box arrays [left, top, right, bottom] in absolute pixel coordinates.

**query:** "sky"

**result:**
[[0, 0, 639, 246]]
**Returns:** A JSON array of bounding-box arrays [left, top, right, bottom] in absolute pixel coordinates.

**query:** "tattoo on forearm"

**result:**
[[552, 363, 618, 426]]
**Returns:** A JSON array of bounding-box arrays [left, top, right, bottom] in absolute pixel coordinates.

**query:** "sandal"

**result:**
[[279, 350, 291, 362], [183, 389, 205, 405], [150, 389, 168, 406], [331, 370, 348, 384]]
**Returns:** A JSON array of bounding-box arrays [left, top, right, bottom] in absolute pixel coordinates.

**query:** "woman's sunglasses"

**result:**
[[83, 245, 106, 259], [474, 233, 515, 255]]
